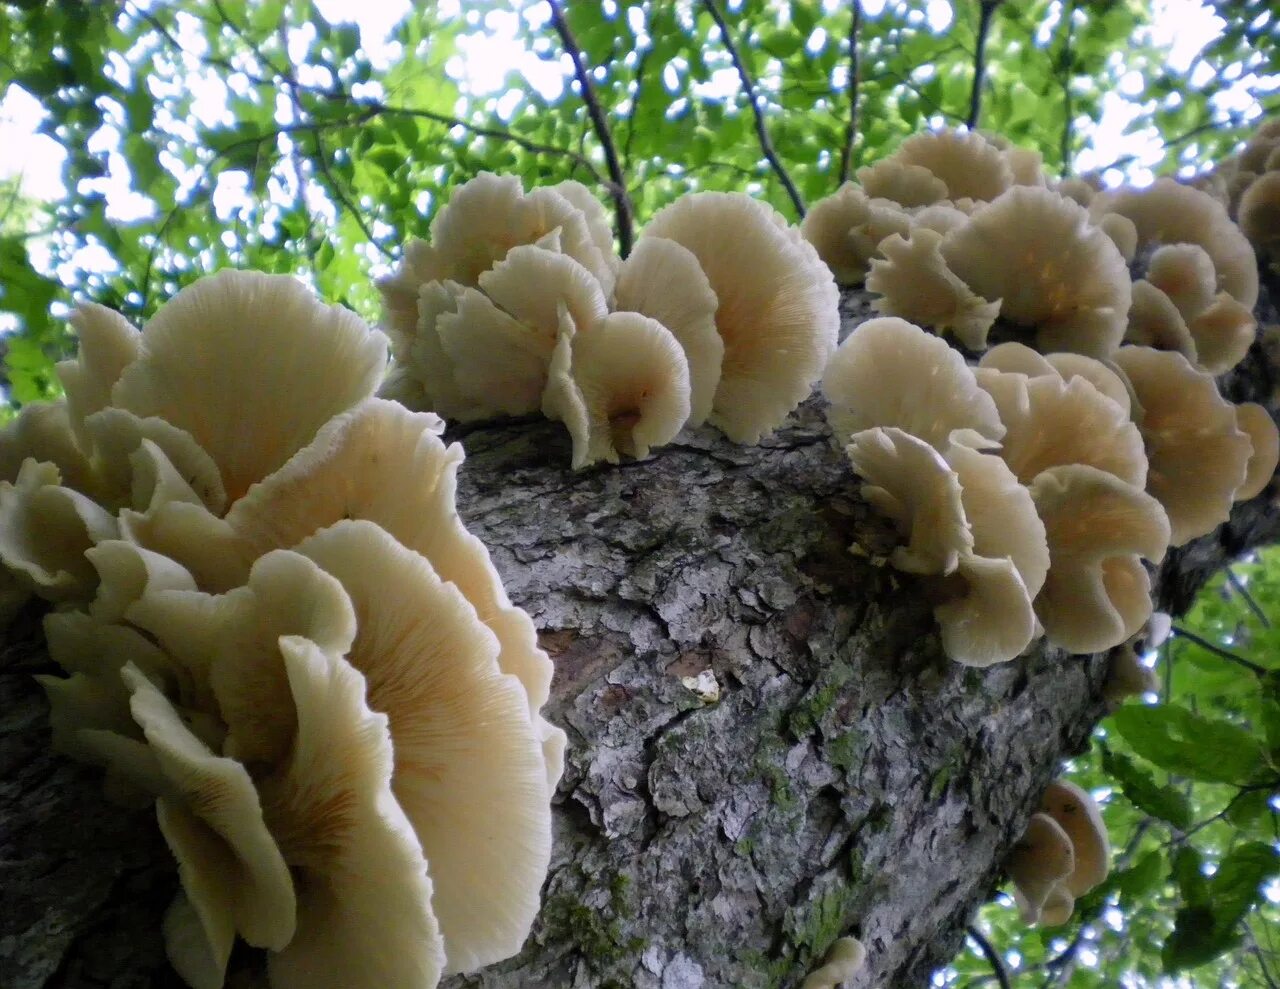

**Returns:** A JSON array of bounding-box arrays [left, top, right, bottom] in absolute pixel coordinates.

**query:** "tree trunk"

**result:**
[[3, 281, 1278, 989]]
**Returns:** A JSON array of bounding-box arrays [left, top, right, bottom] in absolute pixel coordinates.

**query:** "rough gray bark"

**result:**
[[2, 282, 1278, 989]]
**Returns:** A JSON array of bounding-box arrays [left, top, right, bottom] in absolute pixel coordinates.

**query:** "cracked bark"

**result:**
[[2, 279, 1278, 989]]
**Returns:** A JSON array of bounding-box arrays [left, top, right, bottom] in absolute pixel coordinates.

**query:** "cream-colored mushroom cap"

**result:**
[[640, 191, 840, 443], [941, 186, 1131, 359], [1091, 178, 1259, 309], [127, 547, 357, 768], [1008, 812, 1075, 925], [1235, 402, 1279, 501], [1125, 280, 1198, 362], [801, 182, 913, 282], [1146, 243, 1217, 321], [857, 158, 951, 207], [1029, 464, 1171, 653], [947, 442, 1050, 598], [542, 311, 692, 469], [979, 370, 1147, 487], [547, 178, 621, 289], [1112, 346, 1252, 544], [845, 426, 972, 576], [935, 553, 1039, 667], [1041, 780, 1110, 896], [1187, 292, 1257, 375], [612, 236, 722, 424], [1097, 213, 1138, 263], [1040, 883, 1075, 926], [823, 317, 1004, 449], [0, 458, 118, 600], [866, 229, 1001, 350], [800, 936, 866, 989], [1055, 177, 1098, 207], [1236, 170, 1280, 256], [110, 270, 387, 504], [980, 343, 1132, 417], [122, 664, 296, 980], [221, 400, 555, 721], [1103, 642, 1159, 706], [259, 637, 445, 989], [57, 302, 140, 453], [878, 128, 1014, 203], [293, 520, 552, 974], [0, 399, 97, 496]]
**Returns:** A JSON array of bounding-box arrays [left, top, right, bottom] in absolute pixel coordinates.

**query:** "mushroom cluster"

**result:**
[[379, 174, 838, 465], [1007, 780, 1110, 926], [813, 128, 1278, 665], [1190, 116, 1280, 269], [1, 270, 562, 989]]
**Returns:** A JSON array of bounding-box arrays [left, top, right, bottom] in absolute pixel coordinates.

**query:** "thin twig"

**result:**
[[838, 0, 863, 185], [1245, 920, 1280, 989], [1058, 0, 1075, 173], [1227, 568, 1271, 628], [547, 0, 635, 257], [966, 926, 1011, 989], [622, 45, 651, 172], [702, 0, 806, 217], [1172, 625, 1268, 676], [966, 0, 1001, 128]]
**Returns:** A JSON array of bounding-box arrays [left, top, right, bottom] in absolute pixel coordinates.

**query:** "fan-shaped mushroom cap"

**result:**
[[866, 229, 1001, 350], [57, 302, 140, 452], [0, 399, 100, 497], [1004, 146, 1047, 187], [259, 637, 446, 989], [911, 202, 971, 236], [947, 442, 1050, 598], [1008, 812, 1075, 925], [856, 159, 950, 207], [981, 345, 1134, 419], [1111, 346, 1252, 544], [292, 520, 552, 974], [823, 317, 1004, 449], [877, 129, 1014, 203], [942, 187, 1131, 358], [978, 371, 1147, 487], [1040, 883, 1075, 926], [1124, 281, 1198, 362], [0, 459, 118, 600], [801, 183, 913, 283], [376, 239, 450, 356], [1097, 213, 1138, 263], [127, 548, 357, 768], [1187, 292, 1257, 375], [800, 936, 866, 989], [612, 236, 722, 424], [111, 270, 388, 504], [1091, 178, 1259, 310], [1041, 780, 1110, 896], [845, 427, 972, 576], [936, 553, 1039, 667], [1238, 170, 1280, 256], [1029, 464, 1170, 653], [1055, 177, 1098, 208], [641, 191, 840, 443], [1146, 243, 1217, 321], [546, 178, 621, 289], [1235, 402, 1279, 501], [85, 538, 198, 626], [542, 312, 691, 469], [123, 665, 296, 958]]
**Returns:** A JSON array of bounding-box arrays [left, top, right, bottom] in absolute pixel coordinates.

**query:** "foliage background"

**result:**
[[2, 0, 1279, 985]]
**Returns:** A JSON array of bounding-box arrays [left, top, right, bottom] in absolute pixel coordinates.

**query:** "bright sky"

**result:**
[[0, 0, 1269, 239]]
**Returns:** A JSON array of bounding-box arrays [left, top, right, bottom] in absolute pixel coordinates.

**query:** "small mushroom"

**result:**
[[1040, 780, 1110, 896], [1097, 213, 1138, 263], [800, 935, 867, 989], [801, 183, 913, 282], [1145, 244, 1217, 322], [1124, 280, 1198, 363], [1238, 170, 1280, 259], [823, 317, 1004, 450], [640, 191, 840, 442], [57, 302, 140, 454], [867, 128, 1014, 203], [1234, 402, 1280, 501], [1186, 292, 1257, 376], [1007, 812, 1075, 925]]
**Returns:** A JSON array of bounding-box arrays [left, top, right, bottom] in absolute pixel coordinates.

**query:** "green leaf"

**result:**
[[1118, 850, 1165, 903], [1109, 703, 1267, 785], [1101, 748, 1193, 829], [1164, 842, 1279, 972]]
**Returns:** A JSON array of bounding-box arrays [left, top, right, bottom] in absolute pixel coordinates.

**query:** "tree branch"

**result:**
[[622, 46, 651, 173], [1171, 625, 1268, 676], [838, 0, 863, 185], [1058, 0, 1075, 173], [547, 0, 635, 257], [1227, 568, 1271, 628], [702, 0, 806, 218], [966, 0, 1002, 129], [967, 926, 1011, 989]]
